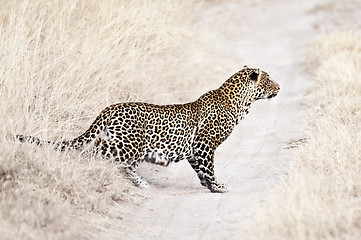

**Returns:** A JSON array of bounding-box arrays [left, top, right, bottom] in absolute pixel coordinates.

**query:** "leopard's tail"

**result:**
[[10, 110, 108, 151]]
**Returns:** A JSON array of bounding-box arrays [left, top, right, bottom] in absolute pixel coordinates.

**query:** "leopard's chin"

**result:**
[[267, 93, 277, 99]]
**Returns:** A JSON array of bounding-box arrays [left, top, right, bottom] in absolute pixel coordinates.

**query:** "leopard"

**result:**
[[13, 66, 280, 193]]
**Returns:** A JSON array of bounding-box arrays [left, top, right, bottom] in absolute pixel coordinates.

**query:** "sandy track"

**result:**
[[102, 1, 323, 239]]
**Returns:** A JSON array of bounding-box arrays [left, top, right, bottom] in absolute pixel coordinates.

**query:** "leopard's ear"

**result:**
[[256, 68, 262, 85], [243, 65, 248, 69], [249, 70, 259, 81], [249, 69, 262, 85]]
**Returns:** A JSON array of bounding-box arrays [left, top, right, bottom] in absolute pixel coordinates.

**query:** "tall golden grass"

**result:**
[[245, 31, 361, 239], [0, 1, 225, 239]]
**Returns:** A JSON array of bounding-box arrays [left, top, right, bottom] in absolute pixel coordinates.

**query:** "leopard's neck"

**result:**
[[218, 80, 253, 124]]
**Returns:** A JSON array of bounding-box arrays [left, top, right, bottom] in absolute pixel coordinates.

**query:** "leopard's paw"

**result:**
[[209, 183, 229, 193]]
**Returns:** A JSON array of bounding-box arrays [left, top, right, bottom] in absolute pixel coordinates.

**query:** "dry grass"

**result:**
[[0, 0, 226, 239], [245, 31, 361, 239]]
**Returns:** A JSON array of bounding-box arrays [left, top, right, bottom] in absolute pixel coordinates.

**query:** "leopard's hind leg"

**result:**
[[95, 138, 149, 188], [124, 164, 149, 188]]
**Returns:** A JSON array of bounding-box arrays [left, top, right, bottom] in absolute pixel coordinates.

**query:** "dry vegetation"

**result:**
[[245, 31, 361, 239], [0, 0, 225, 239]]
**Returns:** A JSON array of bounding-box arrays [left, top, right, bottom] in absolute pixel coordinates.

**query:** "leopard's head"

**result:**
[[245, 67, 280, 101]]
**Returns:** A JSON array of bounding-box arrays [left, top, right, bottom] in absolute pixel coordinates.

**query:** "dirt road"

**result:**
[[102, 1, 323, 239]]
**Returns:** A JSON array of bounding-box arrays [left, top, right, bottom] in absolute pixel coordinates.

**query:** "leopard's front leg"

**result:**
[[192, 142, 228, 193], [188, 158, 207, 187]]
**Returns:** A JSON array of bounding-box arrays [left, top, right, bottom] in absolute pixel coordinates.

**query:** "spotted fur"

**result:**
[[14, 66, 280, 193]]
